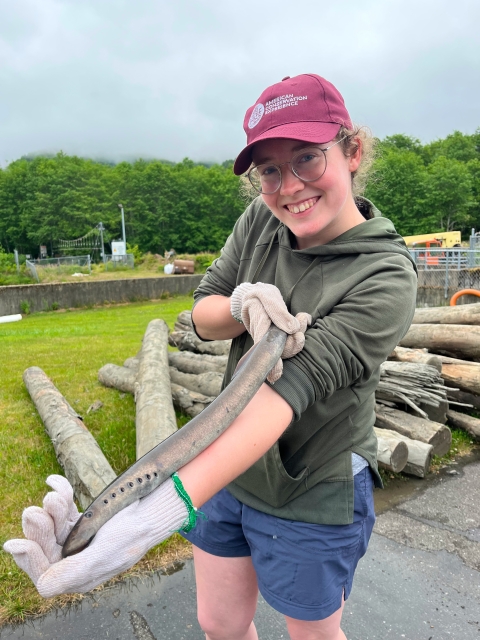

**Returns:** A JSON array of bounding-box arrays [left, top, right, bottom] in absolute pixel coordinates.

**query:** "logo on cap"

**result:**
[[248, 103, 264, 129]]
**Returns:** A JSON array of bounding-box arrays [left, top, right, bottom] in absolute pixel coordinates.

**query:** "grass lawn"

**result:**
[[0, 296, 194, 624]]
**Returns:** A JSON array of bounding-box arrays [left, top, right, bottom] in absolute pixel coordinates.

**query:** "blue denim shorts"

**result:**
[[182, 466, 376, 621]]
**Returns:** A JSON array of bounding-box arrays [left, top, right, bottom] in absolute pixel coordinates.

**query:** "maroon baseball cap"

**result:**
[[233, 73, 352, 175]]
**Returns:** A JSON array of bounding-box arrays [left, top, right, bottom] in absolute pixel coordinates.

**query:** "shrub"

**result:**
[[20, 300, 31, 315]]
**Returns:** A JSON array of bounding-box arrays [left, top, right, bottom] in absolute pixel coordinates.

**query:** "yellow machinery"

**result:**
[[403, 231, 461, 248]]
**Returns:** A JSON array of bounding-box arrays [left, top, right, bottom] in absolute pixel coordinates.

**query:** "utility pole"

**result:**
[[118, 204, 126, 247], [14, 249, 20, 274], [98, 222, 106, 264]]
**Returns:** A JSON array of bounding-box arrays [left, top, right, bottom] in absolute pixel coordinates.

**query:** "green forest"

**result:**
[[0, 129, 479, 260]]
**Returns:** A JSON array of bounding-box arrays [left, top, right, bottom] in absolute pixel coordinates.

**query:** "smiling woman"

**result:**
[[183, 73, 418, 640]]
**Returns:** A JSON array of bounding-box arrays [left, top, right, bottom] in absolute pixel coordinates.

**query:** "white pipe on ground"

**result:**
[[0, 314, 23, 324]]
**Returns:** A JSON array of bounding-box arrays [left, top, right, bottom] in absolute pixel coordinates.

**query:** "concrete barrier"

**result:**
[[0, 275, 203, 315], [1, 276, 475, 315]]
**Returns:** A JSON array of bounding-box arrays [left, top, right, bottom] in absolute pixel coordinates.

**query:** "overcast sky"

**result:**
[[1, 0, 479, 165]]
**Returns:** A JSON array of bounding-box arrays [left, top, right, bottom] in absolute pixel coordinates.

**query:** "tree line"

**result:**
[[0, 129, 479, 259], [365, 130, 480, 236]]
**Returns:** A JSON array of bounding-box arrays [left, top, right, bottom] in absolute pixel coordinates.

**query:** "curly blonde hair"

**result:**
[[335, 124, 377, 197]]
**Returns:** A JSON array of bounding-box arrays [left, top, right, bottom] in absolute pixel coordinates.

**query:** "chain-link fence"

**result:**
[[103, 254, 134, 270], [26, 256, 91, 282], [410, 248, 480, 300]]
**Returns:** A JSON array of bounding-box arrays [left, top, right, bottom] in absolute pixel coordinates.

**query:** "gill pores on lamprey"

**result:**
[[62, 326, 287, 558]]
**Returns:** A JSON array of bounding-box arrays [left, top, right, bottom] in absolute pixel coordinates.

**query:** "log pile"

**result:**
[[24, 302, 480, 505], [390, 303, 480, 447]]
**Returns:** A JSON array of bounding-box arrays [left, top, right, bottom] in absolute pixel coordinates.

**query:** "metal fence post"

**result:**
[[444, 252, 449, 299]]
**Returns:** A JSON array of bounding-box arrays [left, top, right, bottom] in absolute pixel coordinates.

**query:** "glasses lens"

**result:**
[[292, 149, 326, 182], [249, 165, 281, 194]]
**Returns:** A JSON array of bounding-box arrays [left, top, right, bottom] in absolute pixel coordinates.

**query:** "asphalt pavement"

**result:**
[[1, 461, 479, 640]]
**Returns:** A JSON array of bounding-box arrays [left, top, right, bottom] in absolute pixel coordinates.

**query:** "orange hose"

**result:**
[[450, 289, 480, 306]]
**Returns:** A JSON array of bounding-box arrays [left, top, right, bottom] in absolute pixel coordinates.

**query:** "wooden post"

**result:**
[[399, 324, 480, 360], [135, 319, 177, 459], [23, 367, 116, 510], [413, 303, 480, 325]]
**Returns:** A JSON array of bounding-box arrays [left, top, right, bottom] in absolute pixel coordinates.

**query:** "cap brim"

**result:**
[[233, 122, 342, 176]]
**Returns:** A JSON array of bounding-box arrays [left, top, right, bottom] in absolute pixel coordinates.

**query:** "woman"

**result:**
[[5, 74, 417, 640]]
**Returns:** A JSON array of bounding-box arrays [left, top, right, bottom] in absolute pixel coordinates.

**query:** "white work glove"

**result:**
[[3, 474, 189, 598], [230, 282, 312, 383]]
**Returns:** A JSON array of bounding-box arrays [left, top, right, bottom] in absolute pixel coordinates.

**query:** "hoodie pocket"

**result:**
[[233, 442, 309, 508]]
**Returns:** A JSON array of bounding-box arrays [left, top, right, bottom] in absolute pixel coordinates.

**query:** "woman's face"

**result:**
[[252, 137, 363, 249]]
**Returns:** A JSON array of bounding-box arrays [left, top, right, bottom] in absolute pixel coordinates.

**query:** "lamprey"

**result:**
[[62, 326, 287, 557]]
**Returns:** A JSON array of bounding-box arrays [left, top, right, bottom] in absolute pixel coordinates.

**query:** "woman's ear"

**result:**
[[348, 136, 362, 173]]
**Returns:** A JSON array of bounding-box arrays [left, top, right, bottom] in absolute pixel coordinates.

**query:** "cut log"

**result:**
[[375, 429, 409, 473], [169, 367, 223, 397], [446, 409, 480, 441], [389, 347, 442, 373], [99, 363, 136, 393], [441, 361, 480, 396], [124, 356, 140, 371], [427, 353, 480, 397], [374, 427, 434, 478], [445, 386, 480, 409], [168, 351, 227, 375], [418, 399, 448, 424], [375, 405, 451, 456], [23, 366, 116, 509], [169, 330, 231, 356], [413, 303, 480, 325], [399, 324, 480, 360], [135, 319, 177, 459], [177, 310, 193, 325], [98, 363, 213, 419], [125, 352, 227, 376], [171, 383, 215, 418], [174, 310, 193, 333]]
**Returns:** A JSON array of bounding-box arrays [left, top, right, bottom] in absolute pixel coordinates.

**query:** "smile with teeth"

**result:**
[[285, 197, 319, 214]]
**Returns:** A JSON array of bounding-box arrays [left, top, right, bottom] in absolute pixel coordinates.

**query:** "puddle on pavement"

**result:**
[[160, 560, 185, 576], [374, 445, 480, 515]]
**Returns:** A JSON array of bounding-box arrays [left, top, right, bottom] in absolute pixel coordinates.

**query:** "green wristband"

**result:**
[[171, 473, 203, 533]]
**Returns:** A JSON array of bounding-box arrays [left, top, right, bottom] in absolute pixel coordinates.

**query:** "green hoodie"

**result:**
[[194, 197, 417, 525]]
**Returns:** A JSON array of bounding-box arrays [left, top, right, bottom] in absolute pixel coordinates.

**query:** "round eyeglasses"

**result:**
[[247, 137, 347, 195]]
